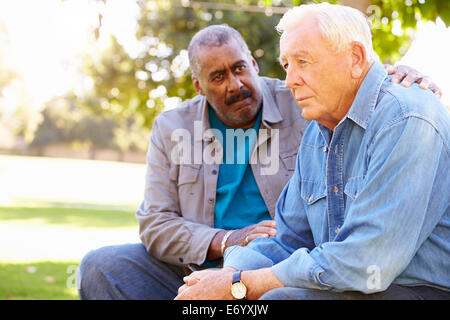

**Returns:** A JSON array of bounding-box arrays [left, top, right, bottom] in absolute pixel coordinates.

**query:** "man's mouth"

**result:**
[[226, 89, 253, 106], [296, 96, 312, 103]]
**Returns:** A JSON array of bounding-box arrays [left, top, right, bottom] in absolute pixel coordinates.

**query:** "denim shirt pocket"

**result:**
[[300, 180, 327, 205], [177, 164, 201, 186], [300, 181, 327, 241], [344, 175, 365, 201]]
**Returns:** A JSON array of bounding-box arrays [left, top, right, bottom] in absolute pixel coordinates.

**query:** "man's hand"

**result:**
[[175, 268, 236, 300], [175, 267, 285, 300], [384, 64, 442, 98], [206, 220, 276, 261], [229, 220, 277, 247]]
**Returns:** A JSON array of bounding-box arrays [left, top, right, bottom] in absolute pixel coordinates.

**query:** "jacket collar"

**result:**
[[259, 77, 283, 126]]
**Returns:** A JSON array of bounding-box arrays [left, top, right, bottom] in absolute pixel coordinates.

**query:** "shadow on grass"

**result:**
[[0, 206, 138, 229], [0, 261, 80, 300]]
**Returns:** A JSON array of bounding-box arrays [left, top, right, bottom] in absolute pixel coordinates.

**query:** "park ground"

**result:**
[[0, 155, 145, 299]]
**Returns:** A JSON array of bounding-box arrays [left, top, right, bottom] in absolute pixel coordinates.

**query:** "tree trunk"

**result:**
[[21, 143, 29, 156], [118, 150, 125, 162], [89, 144, 96, 160]]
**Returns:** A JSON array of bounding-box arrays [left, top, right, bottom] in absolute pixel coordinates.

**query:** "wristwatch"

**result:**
[[230, 270, 247, 300]]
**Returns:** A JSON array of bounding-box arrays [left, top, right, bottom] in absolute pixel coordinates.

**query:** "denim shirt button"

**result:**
[[333, 186, 339, 194], [335, 227, 340, 234], [323, 147, 328, 153], [308, 196, 313, 202], [355, 192, 359, 198]]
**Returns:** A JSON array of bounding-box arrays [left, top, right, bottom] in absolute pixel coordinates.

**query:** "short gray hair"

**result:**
[[188, 24, 252, 77], [276, 2, 379, 63]]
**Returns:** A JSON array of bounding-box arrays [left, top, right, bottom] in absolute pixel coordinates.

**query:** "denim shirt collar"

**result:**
[[315, 62, 387, 145], [346, 61, 387, 130]]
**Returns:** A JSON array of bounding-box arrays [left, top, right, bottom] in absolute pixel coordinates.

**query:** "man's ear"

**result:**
[[192, 76, 205, 95], [251, 57, 260, 74], [350, 41, 367, 79]]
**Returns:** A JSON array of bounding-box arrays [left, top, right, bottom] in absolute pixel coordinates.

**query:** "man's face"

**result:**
[[279, 16, 355, 129], [192, 40, 262, 128]]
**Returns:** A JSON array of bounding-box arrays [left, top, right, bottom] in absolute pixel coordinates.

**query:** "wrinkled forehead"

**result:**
[[196, 41, 252, 74], [279, 18, 327, 62]]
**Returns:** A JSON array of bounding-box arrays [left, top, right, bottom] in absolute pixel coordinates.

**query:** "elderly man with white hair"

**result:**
[[176, 3, 450, 300]]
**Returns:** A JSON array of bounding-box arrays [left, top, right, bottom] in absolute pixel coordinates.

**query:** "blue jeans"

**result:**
[[78, 243, 185, 299], [259, 286, 450, 300], [78, 243, 449, 300]]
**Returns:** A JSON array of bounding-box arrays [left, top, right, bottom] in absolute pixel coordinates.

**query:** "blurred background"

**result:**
[[0, 0, 449, 300]]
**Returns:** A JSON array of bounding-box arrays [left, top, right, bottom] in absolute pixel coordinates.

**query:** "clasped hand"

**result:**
[[175, 267, 237, 300]]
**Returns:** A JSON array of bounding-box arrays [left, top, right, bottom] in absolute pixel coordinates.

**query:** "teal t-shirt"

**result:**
[[208, 105, 271, 230], [200, 106, 271, 267]]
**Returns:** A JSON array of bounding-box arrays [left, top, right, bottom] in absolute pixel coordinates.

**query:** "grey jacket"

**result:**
[[135, 76, 309, 267]]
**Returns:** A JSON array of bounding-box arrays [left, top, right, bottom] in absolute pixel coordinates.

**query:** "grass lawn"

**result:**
[[0, 206, 140, 300], [0, 206, 139, 229], [0, 155, 145, 300], [0, 261, 79, 300]]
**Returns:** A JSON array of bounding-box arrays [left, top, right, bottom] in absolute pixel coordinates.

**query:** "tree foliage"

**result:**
[[80, 35, 160, 129], [370, 0, 450, 63], [85, 0, 446, 131], [68, 0, 450, 135], [31, 94, 149, 157]]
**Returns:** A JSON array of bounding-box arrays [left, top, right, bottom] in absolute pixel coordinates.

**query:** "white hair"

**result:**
[[276, 2, 379, 63]]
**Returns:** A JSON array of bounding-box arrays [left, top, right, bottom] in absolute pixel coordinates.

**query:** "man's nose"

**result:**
[[285, 66, 304, 89], [228, 74, 243, 93]]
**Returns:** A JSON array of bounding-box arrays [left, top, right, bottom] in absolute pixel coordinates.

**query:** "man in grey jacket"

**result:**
[[78, 24, 439, 300]]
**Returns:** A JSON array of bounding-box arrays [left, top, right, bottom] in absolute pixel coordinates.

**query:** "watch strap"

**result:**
[[232, 270, 242, 284]]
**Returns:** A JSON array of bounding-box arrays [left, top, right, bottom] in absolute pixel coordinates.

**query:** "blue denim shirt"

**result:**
[[224, 62, 450, 293]]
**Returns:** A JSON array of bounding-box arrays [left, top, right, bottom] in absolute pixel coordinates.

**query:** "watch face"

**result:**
[[231, 282, 247, 300]]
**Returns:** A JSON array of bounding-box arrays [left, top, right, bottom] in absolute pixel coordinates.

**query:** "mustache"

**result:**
[[225, 89, 252, 106]]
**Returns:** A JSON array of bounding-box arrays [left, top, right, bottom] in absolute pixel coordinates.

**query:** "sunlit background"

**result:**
[[0, 0, 449, 299]]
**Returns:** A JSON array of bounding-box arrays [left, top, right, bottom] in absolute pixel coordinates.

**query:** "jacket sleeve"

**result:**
[[135, 117, 221, 266]]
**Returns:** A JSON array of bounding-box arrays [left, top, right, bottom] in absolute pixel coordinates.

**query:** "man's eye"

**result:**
[[213, 74, 224, 81], [236, 65, 246, 72], [283, 63, 289, 70]]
